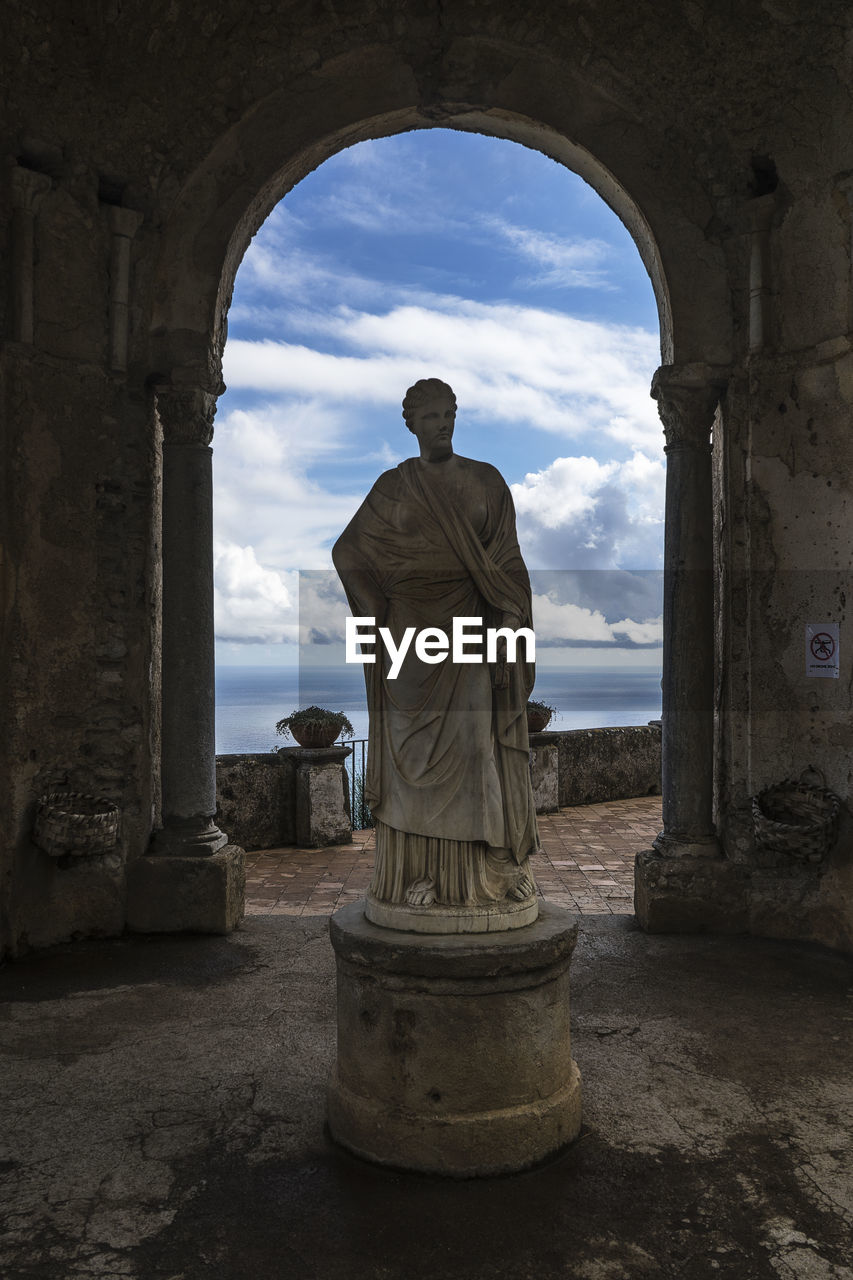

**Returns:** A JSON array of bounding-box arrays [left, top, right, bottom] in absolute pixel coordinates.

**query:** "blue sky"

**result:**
[[213, 129, 664, 667]]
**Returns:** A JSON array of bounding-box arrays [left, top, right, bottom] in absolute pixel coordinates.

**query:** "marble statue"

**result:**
[[333, 379, 540, 932]]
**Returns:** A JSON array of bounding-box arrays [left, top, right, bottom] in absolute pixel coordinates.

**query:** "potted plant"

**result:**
[[526, 698, 555, 734], [275, 706, 355, 749]]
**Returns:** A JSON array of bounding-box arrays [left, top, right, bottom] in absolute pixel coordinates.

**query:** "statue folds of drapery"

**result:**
[[333, 380, 540, 933]]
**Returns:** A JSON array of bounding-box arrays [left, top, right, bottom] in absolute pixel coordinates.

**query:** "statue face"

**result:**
[[409, 394, 456, 462]]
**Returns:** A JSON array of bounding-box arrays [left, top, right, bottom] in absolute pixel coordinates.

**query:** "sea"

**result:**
[[215, 664, 662, 755]]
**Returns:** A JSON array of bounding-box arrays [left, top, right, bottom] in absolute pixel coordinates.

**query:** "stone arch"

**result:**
[[148, 41, 733, 386], [143, 37, 732, 894]]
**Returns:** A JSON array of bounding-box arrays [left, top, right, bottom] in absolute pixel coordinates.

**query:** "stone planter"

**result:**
[[289, 724, 342, 749], [526, 707, 552, 733]]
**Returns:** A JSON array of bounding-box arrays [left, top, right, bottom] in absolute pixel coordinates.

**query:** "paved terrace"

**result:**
[[245, 794, 661, 917], [2, 855, 851, 1278]]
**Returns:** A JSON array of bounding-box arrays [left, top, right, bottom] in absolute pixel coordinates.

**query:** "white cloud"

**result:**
[[213, 403, 364, 573], [612, 616, 663, 645], [512, 451, 666, 570], [532, 594, 613, 643], [512, 456, 619, 528], [488, 219, 614, 289], [531, 592, 662, 649], [298, 571, 350, 646], [214, 543, 298, 644], [223, 298, 661, 448]]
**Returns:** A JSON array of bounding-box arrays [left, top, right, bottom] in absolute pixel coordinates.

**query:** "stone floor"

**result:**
[[244, 795, 662, 917], [1, 910, 851, 1279]]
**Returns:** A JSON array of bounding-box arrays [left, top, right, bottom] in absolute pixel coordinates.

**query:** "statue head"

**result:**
[[402, 379, 457, 462], [402, 379, 457, 429]]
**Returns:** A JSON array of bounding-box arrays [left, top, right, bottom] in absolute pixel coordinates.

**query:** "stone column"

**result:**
[[107, 206, 143, 372], [836, 176, 853, 333], [154, 384, 227, 854], [127, 383, 244, 934], [653, 364, 722, 857], [746, 194, 775, 354], [635, 364, 748, 933], [10, 165, 51, 344]]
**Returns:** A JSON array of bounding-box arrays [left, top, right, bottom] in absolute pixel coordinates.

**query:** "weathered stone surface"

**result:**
[[215, 752, 295, 851], [126, 844, 245, 934], [557, 726, 662, 809], [634, 849, 749, 934], [1, 916, 851, 1275], [529, 733, 559, 813], [3, 1, 853, 954], [279, 746, 352, 848], [327, 901, 582, 1174], [364, 892, 538, 934], [215, 729, 661, 854]]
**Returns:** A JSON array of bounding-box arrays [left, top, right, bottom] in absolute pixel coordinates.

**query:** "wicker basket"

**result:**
[[34, 792, 120, 858], [752, 769, 840, 862]]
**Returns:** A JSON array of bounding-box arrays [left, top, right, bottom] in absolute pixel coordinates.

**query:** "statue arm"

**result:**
[[332, 512, 388, 624], [489, 469, 532, 626]]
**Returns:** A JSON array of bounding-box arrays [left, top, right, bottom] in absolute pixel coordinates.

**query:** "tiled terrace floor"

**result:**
[[244, 794, 662, 917]]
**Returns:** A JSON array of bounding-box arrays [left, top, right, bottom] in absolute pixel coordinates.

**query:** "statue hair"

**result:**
[[402, 378, 456, 429]]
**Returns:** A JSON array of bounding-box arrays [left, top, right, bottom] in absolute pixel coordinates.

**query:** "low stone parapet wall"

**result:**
[[216, 746, 352, 852], [553, 724, 661, 808], [215, 752, 296, 852], [216, 724, 661, 851]]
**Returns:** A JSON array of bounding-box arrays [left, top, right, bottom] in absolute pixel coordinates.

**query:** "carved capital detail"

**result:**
[[651, 363, 728, 450], [10, 165, 51, 213], [155, 384, 218, 445]]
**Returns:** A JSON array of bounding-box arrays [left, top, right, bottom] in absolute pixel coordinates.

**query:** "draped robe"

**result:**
[[333, 455, 539, 906]]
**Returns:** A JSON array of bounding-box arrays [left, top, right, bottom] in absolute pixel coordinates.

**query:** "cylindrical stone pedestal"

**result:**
[[327, 902, 582, 1176]]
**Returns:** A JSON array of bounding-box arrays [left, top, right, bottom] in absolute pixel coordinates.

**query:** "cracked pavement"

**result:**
[[0, 914, 851, 1279]]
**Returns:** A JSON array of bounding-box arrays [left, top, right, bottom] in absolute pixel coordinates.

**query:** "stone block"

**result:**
[[634, 849, 749, 934], [126, 844, 245, 934], [327, 902, 582, 1176], [280, 747, 352, 847]]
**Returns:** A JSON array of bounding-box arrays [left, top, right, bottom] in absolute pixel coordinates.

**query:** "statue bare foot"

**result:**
[[405, 877, 437, 907], [507, 873, 535, 901]]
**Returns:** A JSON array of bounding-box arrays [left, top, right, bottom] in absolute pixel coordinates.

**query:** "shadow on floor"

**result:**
[[1, 912, 851, 1279]]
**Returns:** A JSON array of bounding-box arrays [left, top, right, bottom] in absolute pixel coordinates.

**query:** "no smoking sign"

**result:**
[[806, 622, 840, 678]]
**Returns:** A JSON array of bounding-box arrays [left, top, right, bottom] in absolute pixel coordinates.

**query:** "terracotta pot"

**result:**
[[526, 708, 552, 734], [290, 723, 342, 749]]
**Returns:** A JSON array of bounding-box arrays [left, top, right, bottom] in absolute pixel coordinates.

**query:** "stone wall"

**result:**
[[215, 753, 295, 852], [216, 747, 351, 851], [555, 726, 662, 809], [217, 727, 661, 851], [3, 0, 853, 952]]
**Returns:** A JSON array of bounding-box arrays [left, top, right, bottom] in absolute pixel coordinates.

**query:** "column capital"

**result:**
[[9, 165, 51, 213], [155, 383, 219, 445], [651, 363, 728, 450]]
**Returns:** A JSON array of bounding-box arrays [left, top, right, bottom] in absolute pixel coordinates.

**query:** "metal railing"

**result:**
[[345, 738, 373, 829]]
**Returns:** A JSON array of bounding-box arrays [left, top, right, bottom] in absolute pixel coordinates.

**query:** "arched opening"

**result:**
[[146, 53, 732, 928], [213, 126, 667, 916]]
